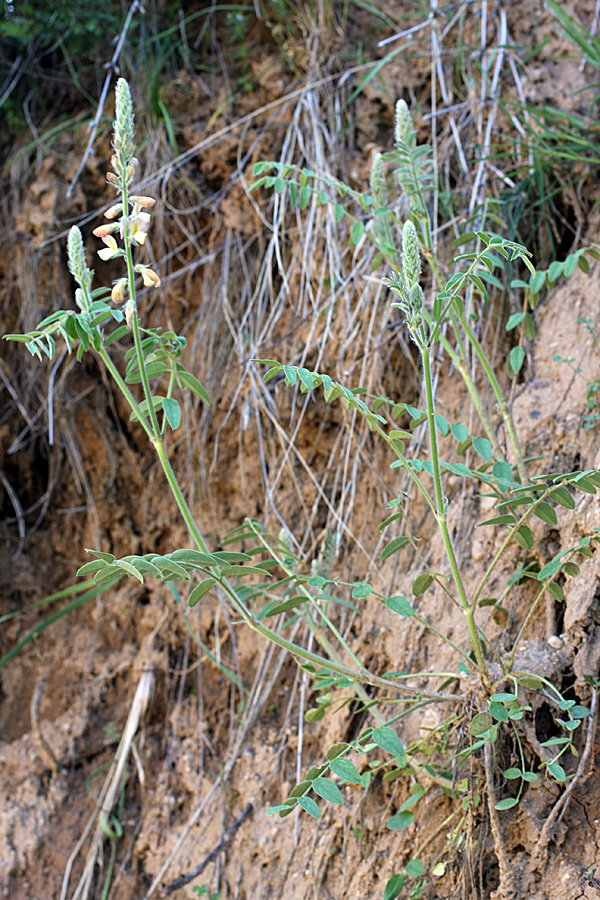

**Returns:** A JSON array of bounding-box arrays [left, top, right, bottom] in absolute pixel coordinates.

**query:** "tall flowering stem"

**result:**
[[95, 78, 162, 438], [386, 223, 491, 692]]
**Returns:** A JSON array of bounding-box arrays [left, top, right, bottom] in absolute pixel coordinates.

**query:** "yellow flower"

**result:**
[[97, 235, 120, 261], [132, 229, 148, 246], [140, 268, 161, 288]]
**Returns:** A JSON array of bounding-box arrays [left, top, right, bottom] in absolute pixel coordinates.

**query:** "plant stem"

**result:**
[[460, 316, 528, 485], [97, 347, 155, 442], [421, 343, 491, 691], [121, 177, 161, 438], [151, 440, 455, 698], [152, 438, 209, 553]]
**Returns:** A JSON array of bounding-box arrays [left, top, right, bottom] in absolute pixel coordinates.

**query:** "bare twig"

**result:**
[[66, 0, 143, 198], [164, 803, 253, 893], [0, 468, 25, 560], [528, 688, 598, 881], [30, 677, 59, 773], [484, 741, 517, 900]]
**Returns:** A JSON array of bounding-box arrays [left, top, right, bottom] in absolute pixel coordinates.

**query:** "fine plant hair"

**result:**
[[6, 81, 600, 899]]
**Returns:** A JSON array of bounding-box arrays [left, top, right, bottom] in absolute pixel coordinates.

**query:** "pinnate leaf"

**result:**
[[298, 796, 321, 818], [383, 874, 405, 900], [381, 536, 410, 561], [386, 811, 415, 830], [312, 777, 343, 805], [188, 578, 216, 607], [330, 758, 362, 784], [371, 726, 407, 766], [386, 596, 414, 618]]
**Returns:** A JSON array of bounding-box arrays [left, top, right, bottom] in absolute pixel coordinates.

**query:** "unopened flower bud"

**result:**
[[409, 283, 424, 313], [105, 204, 122, 219], [130, 196, 156, 208], [111, 155, 120, 172], [75, 288, 86, 311], [125, 299, 135, 329], [369, 152, 386, 208], [106, 172, 119, 186], [401, 220, 421, 288], [93, 223, 119, 239], [394, 99, 414, 150], [67, 226, 87, 283], [113, 79, 135, 164], [111, 280, 127, 304]]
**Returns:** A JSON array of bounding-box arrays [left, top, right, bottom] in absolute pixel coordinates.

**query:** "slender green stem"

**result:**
[[410, 612, 473, 666], [472, 484, 561, 609], [421, 343, 491, 691], [460, 316, 528, 485], [152, 438, 209, 553], [422, 345, 446, 515], [120, 177, 162, 439], [399, 226, 527, 479], [150, 420, 459, 702], [251, 529, 366, 670], [509, 581, 552, 670], [97, 347, 154, 442]]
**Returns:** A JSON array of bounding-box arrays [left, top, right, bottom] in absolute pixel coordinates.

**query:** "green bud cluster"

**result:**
[[369, 152, 387, 207], [113, 78, 135, 167], [67, 226, 92, 310], [67, 226, 86, 283], [401, 221, 421, 288], [394, 99, 415, 152], [384, 220, 425, 339]]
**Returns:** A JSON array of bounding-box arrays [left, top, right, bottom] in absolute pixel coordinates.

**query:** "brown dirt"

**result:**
[[2, 2, 600, 899]]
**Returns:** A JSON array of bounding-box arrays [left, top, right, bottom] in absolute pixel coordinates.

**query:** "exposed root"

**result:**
[[484, 741, 518, 900], [525, 688, 598, 891]]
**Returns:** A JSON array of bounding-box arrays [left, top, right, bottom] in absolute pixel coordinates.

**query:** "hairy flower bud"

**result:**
[[369, 152, 386, 208], [394, 99, 414, 151], [113, 78, 135, 165], [67, 226, 87, 284], [401, 220, 421, 288], [125, 299, 135, 329], [67, 227, 93, 310], [409, 283, 424, 313]]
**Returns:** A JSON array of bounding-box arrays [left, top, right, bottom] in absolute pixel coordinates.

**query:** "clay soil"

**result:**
[[2, 2, 600, 899]]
